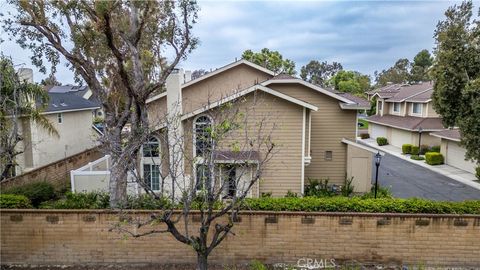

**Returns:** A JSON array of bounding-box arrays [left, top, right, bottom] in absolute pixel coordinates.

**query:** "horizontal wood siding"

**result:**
[[268, 83, 357, 184]]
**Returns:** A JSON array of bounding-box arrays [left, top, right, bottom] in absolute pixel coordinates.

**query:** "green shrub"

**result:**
[[0, 194, 32, 209], [341, 177, 355, 197], [360, 133, 370, 139], [410, 155, 425, 161], [241, 197, 480, 214], [430, 145, 441, 153], [285, 190, 298, 198], [475, 166, 480, 181], [4, 182, 56, 207], [40, 192, 109, 209], [304, 178, 335, 197], [376, 137, 388, 146], [249, 260, 267, 270], [425, 152, 444, 165], [420, 145, 431, 155], [411, 146, 420, 155], [360, 186, 393, 199], [402, 144, 413, 154]]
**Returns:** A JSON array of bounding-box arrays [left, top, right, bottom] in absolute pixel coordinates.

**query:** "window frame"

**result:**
[[377, 100, 383, 111], [412, 103, 422, 115], [142, 136, 160, 158], [193, 114, 214, 160], [325, 151, 333, 161], [57, 113, 63, 124], [143, 163, 161, 191], [393, 102, 400, 113]]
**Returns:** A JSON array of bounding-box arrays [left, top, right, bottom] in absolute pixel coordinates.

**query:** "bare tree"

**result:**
[[111, 91, 277, 270], [4, 0, 199, 207], [191, 69, 208, 80]]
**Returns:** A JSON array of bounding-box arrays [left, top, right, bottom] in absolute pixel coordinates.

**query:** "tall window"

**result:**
[[144, 164, 160, 191], [412, 103, 422, 114], [143, 136, 160, 157], [57, 113, 63, 124], [393, 102, 400, 113], [194, 115, 213, 157], [377, 101, 383, 111], [196, 164, 212, 191]]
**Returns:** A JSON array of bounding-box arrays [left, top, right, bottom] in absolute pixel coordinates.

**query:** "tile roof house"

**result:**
[[14, 72, 101, 175], [365, 81, 444, 148], [72, 60, 376, 196]]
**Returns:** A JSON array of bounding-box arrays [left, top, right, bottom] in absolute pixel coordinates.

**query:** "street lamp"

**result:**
[[374, 151, 382, 199], [418, 126, 423, 148]]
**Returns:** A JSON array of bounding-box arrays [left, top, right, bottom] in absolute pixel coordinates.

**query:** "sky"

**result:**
[[0, 0, 461, 84]]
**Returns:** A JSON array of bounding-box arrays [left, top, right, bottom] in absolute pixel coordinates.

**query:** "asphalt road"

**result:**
[[372, 153, 480, 201]]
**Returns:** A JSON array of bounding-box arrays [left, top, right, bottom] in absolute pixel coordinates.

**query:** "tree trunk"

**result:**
[[109, 157, 128, 208], [196, 252, 208, 270]]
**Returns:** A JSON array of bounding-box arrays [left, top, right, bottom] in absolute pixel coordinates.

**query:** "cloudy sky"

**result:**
[[0, 0, 459, 84]]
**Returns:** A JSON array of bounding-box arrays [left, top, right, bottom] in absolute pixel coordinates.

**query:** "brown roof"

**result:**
[[337, 93, 370, 107], [405, 89, 433, 102], [385, 82, 433, 102], [271, 73, 297, 80], [213, 151, 259, 162], [366, 114, 444, 131], [367, 83, 403, 95], [430, 129, 461, 142]]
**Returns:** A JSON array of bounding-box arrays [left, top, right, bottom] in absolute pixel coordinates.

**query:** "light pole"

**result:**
[[374, 151, 382, 199], [418, 126, 423, 149]]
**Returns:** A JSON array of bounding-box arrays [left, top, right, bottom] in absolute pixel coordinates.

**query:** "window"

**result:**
[[412, 103, 422, 115], [223, 165, 237, 198], [195, 164, 212, 191], [325, 151, 333, 161], [143, 136, 160, 157], [393, 102, 400, 113], [143, 164, 160, 191], [377, 101, 383, 111], [194, 115, 213, 157], [57, 113, 63, 124]]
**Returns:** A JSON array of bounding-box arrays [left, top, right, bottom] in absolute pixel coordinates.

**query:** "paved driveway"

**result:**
[[372, 153, 480, 201]]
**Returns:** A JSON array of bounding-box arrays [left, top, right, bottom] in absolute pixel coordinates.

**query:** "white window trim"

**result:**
[[193, 114, 214, 192], [411, 103, 423, 116], [141, 136, 161, 191], [392, 102, 401, 114]]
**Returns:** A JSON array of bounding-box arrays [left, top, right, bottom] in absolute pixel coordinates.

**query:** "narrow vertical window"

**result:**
[[57, 113, 63, 124], [194, 115, 213, 157]]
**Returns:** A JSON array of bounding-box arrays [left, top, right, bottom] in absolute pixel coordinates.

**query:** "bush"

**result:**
[[4, 182, 56, 207], [425, 152, 444, 165], [40, 192, 109, 209], [0, 194, 32, 209], [430, 145, 441, 153], [420, 145, 431, 155], [411, 146, 420, 155], [304, 178, 335, 197], [360, 133, 370, 139], [241, 197, 480, 214], [376, 137, 388, 146], [402, 144, 413, 154], [410, 155, 425, 161], [360, 186, 393, 199], [475, 166, 480, 181]]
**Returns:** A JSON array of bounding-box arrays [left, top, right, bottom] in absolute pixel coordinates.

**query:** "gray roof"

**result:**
[[366, 114, 444, 131], [40, 93, 100, 113], [430, 129, 461, 142], [385, 82, 433, 102], [48, 85, 90, 97]]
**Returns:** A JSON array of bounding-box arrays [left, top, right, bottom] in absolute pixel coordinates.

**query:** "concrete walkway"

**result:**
[[359, 138, 480, 191]]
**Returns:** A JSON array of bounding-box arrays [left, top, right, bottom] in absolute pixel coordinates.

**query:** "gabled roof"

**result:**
[[181, 85, 318, 121], [430, 129, 461, 142], [39, 93, 100, 114], [262, 78, 370, 109], [366, 114, 444, 131], [373, 81, 433, 103]]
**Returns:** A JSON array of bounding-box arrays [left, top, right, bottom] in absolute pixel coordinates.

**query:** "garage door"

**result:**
[[391, 129, 412, 148], [370, 124, 387, 139], [446, 142, 476, 174]]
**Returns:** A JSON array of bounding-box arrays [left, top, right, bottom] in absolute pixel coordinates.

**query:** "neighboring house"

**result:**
[[366, 82, 444, 148], [15, 75, 101, 175], [73, 60, 374, 196], [48, 85, 103, 118], [431, 129, 477, 174]]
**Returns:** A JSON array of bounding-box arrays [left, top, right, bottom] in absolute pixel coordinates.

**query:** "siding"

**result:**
[[182, 91, 304, 196], [268, 83, 357, 184]]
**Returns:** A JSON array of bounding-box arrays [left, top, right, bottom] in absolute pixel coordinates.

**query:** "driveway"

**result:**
[[372, 153, 480, 201]]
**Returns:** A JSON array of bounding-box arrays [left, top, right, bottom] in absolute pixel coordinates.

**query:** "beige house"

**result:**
[[431, 129, 477, 174], [366, 82, 444, 148], [72, 60, 375, 196], [15, 90, 100, 175]]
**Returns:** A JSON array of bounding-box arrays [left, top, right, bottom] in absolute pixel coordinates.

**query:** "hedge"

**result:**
[[0, 194, 32, 209], [410, 155, 425, 161], [476, 166, 480, 181], [420, 145, 430, 155], [425, 152, 444, 165], [360, 133, 370, 139], [376, 137, 388, 146], [241, 197, 480, 214], [411, 146, 420, 155], [14, 193, 478, 214], [430, 145, 441, 153], [2, 182, 56, 207], [402, 144, 413, 154]]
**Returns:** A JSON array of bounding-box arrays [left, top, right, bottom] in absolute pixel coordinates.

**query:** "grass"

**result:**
[[358, 119, 369, 129]]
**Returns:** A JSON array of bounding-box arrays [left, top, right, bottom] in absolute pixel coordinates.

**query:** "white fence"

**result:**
[[70, 155, 138, 194]]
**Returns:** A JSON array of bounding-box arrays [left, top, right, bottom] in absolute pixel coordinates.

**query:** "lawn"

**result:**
[[358, 119, 369, 129]]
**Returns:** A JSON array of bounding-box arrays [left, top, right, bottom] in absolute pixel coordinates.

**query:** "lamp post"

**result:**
[[374, 151, 382, 199], [418, 126, 423, 148]]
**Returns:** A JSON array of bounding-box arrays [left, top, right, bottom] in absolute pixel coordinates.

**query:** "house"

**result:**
[[48, 85, 103, 118], [431, 129, 477, 174], [72, 60, 374, 196], [14, 70, 101, 175], [366, 82, 444, 148]]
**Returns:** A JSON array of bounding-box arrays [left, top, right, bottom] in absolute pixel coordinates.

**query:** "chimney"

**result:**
[[184, 70, 192, 83], [166, 69, 185, 194], [17, 68, 33, 83]]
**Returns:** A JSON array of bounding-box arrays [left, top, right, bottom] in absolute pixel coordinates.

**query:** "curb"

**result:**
[[357, 139, 480, 191]]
